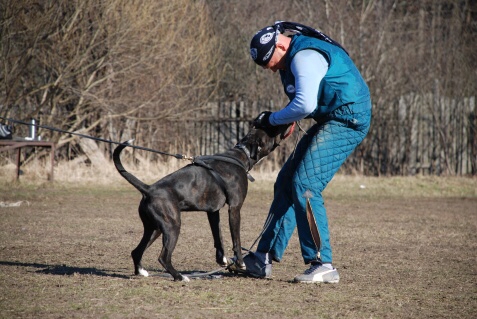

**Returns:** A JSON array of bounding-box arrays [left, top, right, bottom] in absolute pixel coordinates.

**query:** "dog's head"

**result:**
[[236, 122, 295, 166]]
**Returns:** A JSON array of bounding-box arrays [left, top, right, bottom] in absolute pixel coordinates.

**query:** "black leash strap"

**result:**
[[0, 116, 192, 160], [192, 156, 236, 205], [195, 154, 248, 172], [195, 154, 255, 182], [151, 267, 226, 280]]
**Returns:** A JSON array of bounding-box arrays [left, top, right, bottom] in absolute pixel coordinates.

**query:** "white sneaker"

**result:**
[[294, 263, 340, 283]]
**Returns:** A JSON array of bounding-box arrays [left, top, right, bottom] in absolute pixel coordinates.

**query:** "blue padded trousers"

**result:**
[[257, 101, 372, 264]]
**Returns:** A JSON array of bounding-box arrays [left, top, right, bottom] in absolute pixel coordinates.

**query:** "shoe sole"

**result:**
[[228, 267, 270, 279], [294, 267, 339, 283], [227, 264, 271, 278]]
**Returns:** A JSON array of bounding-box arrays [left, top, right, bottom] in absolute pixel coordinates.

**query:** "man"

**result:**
[[241, 21, 371, 283]]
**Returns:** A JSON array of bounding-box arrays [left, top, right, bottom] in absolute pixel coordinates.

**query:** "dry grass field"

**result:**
[[0, 166, 476, 318]]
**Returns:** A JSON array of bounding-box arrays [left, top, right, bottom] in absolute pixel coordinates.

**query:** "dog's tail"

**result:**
[[113, 140, 149, 195]]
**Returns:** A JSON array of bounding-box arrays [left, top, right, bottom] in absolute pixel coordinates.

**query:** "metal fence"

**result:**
[[361, 95, 476, 176], [165, 96, 476, 176]]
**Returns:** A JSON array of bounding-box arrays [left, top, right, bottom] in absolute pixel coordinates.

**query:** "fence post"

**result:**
[[409, 93, 419, 175]]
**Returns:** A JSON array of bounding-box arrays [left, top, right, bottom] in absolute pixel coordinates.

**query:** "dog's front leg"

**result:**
[[228, 206, 245, 269], [206, 211, 227, 266]]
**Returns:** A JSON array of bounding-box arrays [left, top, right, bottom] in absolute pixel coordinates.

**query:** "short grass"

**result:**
[[0, 164, 476, 319]]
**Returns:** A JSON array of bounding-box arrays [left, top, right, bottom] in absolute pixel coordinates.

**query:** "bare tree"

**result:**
[[1, 0, 222, 159], [1, 0, 475, 175]]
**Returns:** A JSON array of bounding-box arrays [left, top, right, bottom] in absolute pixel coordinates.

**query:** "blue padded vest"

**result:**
[[279, 35, 370, 119]]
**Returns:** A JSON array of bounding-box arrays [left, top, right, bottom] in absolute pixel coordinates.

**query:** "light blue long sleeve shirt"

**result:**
[[269, 49, 328, 125]]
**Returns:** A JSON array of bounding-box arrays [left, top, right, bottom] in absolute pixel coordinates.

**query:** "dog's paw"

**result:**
[[137, 268, 149, 277], [180, 275, 190, 282], [225, 257, 236, 268], [226, 257, 246, 272], [218, 256, 228, 267]]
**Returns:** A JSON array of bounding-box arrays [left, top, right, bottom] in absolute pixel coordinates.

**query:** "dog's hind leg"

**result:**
[[159, 231, 188, 281], [207, 211, 227, 266], [157, 210, 188, 282], [131, 227, 162, 277]]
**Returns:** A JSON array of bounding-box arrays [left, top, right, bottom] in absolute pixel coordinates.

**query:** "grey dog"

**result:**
[[113, 124, 294, 281]]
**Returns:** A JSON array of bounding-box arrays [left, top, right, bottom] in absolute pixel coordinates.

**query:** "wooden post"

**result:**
[[16, 147, 21, 180], [50, 143, 55, 181]]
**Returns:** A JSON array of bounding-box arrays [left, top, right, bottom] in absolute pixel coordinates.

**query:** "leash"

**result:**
[[194, 153, 255, 182], [151, 267, 227, 280], [4, 115, 300, 275], [0, 116, 193, 160]]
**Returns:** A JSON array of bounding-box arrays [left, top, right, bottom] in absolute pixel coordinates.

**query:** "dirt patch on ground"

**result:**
[[0, 177, 476, 318]]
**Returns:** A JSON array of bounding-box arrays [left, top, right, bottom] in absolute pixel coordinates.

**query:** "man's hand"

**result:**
[[253, 111, 285, 137], [253, 111, 273, 129]]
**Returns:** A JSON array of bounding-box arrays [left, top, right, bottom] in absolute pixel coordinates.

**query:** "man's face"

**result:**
[[262, 43, 286, 72]]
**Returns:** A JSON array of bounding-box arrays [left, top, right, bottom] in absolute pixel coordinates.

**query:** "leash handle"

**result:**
[[282, 122, 296, 139]]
